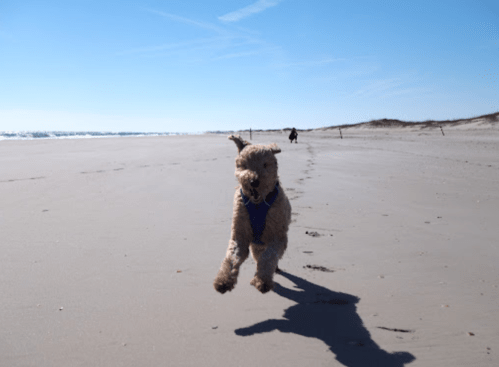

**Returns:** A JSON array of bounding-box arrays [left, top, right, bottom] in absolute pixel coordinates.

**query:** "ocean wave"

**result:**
[[0, 131, 185, 141]]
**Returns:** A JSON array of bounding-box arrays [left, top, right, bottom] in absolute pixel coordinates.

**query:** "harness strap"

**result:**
[[240, 183, 279, 244]]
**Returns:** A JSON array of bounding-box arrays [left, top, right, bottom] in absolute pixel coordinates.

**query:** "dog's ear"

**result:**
[[268, 143, 281, 155], [228, 135, 251, 153]]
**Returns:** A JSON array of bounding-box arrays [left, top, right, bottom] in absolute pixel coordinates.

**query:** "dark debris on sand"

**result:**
[[304, 265, 335, 272], [305, 231, 321, 237]]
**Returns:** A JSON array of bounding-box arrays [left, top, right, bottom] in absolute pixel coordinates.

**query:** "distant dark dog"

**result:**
[[289, 128, 298, 143]]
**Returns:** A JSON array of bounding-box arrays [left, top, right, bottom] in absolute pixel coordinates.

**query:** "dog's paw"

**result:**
[[250, 276, 273, 294], [213, 278, 235, 294]]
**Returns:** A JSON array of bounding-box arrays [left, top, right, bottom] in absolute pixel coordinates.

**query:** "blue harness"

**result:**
[[240, 183, 280, 244]]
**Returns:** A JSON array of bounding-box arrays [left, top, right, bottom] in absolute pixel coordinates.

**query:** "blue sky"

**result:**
[[1, 0, 498, 133]]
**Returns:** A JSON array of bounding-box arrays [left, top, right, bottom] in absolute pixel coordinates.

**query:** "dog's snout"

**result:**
[[250, 179, 260, 188]]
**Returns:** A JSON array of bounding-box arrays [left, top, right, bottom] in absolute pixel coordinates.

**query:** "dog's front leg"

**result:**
[[250, 239, 287, 294], [213, 238, 249, 294]]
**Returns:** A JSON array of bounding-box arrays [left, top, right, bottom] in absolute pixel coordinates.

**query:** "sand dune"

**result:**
[[1, 125, 498, 366]]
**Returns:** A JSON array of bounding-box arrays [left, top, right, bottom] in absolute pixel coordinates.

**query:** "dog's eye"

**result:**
[[263, 163, 267, 168]]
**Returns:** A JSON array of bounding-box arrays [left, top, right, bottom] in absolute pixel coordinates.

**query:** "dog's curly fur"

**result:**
[[214, 135, 291, 294]]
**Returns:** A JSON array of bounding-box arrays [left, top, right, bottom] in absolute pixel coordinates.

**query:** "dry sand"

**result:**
[[1, 121, 498, 366]]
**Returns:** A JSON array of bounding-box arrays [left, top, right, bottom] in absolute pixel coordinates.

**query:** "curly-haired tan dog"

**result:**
[[214, 135, 291, 294]]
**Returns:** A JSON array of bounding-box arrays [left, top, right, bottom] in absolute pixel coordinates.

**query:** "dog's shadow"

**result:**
[[235, 271, 415, 367]]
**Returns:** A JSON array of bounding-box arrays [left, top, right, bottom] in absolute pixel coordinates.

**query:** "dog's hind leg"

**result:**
[[214, 239, 249, 294], [249, 243, 265, 262], [250, 238, 287, 293], [251, 243, 281, 274]]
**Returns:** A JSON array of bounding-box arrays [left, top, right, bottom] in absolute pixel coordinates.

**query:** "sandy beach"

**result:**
[[1, 120, 498, 366]]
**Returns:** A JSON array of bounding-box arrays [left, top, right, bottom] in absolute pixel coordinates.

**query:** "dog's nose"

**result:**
[[250, 179, 260, 188]]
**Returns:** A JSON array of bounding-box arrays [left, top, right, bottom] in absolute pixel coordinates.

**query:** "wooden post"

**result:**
[[250, 128, 252, 140], [339, 127, 343, 139], [440, 126, 445, 136]]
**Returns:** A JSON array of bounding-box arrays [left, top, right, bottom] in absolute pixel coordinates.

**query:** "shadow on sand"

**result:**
[[235, 271, 415, 367]]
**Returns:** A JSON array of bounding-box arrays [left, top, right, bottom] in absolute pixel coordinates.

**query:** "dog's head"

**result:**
[[228, 135, 281, 204]]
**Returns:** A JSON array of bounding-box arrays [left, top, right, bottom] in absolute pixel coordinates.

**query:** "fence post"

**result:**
[[339, 127, 343, 139], [440, 126, 445, 136], [250, 128, 252, 140]]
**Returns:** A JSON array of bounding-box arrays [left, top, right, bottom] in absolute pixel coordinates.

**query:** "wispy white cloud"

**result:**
[[213, 50, 262, 60], [353, 78, 405, 98], [122, 9, 280, 63], [145, 9, 225, 34], [118, 34, 270, 61], [219, 0, 284, 22], [212, 47, 281, 61], [350, 72, 433, 101], [117, 37, 232, 56], [275, 57, 346, 68]]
